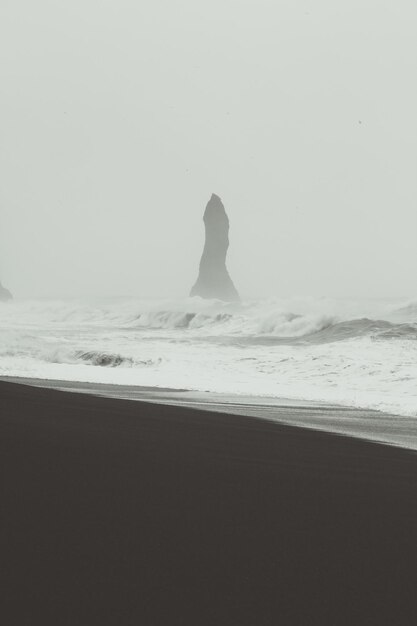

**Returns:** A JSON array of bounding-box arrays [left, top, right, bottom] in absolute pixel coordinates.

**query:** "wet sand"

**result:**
[[1, 379, 417, 625], [4, 376, 417, 450]]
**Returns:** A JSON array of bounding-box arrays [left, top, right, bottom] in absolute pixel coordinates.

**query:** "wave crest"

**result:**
[[46, 349, 160, 369]]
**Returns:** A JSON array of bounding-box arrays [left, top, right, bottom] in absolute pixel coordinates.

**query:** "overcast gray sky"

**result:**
[[1, 0, 416, 299]]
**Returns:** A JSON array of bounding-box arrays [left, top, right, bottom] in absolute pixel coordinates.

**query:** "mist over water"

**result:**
[[1, 2, 416, 426], [1, 295, 416, 417], [1, 1, 417, 301]]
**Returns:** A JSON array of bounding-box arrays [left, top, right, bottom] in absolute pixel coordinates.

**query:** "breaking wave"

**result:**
[[134, 310, 234, 330], [130, 309, 417, 343], [1, 296, 416, 417], [1, 297, 417, 343], [74, 351, 131, 367], [302, 318, 417, 343], [49, 349, 161, 369], [393, 299, 417, 319]]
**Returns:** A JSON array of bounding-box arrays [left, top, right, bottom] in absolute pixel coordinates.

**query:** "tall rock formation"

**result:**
[[190, 194, 240, 302], [0, 281, 12, 302]]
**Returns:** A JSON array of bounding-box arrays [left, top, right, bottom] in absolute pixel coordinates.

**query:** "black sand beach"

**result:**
[[1, 380, 417, 626]]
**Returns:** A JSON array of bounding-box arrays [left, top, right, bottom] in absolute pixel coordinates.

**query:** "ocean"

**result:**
[[1, 295, 416, 417]]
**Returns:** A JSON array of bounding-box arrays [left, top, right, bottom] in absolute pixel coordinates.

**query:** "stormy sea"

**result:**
[[1, 295, 416, 417]]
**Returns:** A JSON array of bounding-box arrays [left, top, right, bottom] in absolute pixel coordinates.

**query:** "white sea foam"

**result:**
[[0, 296, 416, 417]]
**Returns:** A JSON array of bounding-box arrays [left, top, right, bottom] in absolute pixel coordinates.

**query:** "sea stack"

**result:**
[[190, 194, 240, 302], [0, 281, 12, 302]]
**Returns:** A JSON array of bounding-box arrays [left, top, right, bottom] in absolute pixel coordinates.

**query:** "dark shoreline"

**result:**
[[4, 375, 417, 451], [1, 380, 417, 625]]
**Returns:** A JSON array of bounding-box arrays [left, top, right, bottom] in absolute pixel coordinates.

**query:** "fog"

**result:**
[[1, 0, 416, 299]]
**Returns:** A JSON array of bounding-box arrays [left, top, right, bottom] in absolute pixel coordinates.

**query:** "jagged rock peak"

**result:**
[[0, 281, 12, 302], [190, 194, 240, 302]]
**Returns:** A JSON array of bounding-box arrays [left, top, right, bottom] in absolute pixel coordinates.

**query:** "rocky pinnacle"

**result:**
[[190, 194, 240, 302]]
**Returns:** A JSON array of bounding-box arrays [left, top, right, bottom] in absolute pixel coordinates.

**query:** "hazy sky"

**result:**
[[1, 0, 416, 299]]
